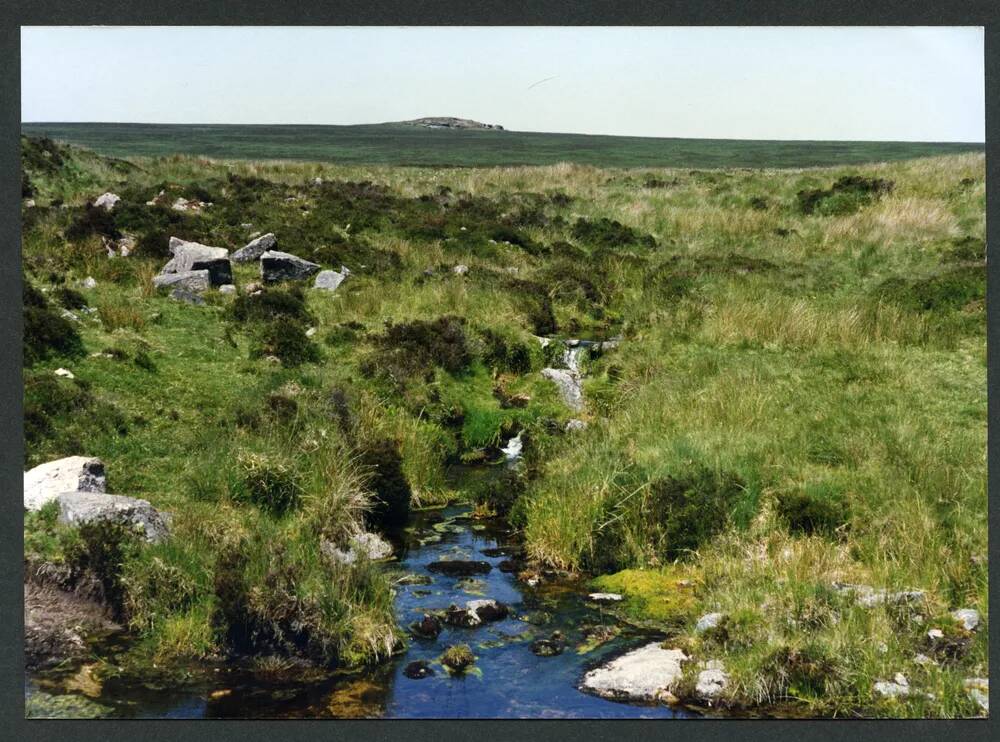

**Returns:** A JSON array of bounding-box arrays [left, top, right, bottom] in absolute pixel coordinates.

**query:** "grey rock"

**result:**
[[81, 277, 97, 289], [541, 368, 583, 411], [565, 419, 588, 432], [321, 531, 393, 565], [587, 592, 623, 603], [170, 288, 205, 305], [24, 456, 107, 511], [56, 491, 170, 543], [696, 612, 725, 634], [314, 266, 351, 292], [964, 678, 988, 712], [580, 643, 687, 702], [952, 608, 980, 632], [218, 284, 237, 295], [232, 232, 277, 263], [93, 192, 120, 211], [153, 270, 211, 292], [695, 664, 729, 702], [161, 239, 232, 286], [24, 198, 36, 208], [54, 368, 75, 379], [452, 264, 469, 275], [260, 250, 321, 283], [873, 677, 910, 698]]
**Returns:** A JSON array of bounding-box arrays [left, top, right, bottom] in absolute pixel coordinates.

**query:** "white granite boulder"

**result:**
[[56, 492, 170, 544], [580, 643, 687, 702], [24, 457, 107, 511]]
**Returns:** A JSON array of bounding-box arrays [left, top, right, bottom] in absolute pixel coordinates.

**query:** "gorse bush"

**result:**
[[366, 315, 471, 382], [776, 484, 851, 537], [250, 317, 321, 367]]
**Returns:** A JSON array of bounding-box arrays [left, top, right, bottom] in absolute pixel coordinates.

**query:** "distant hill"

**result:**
[[20, 122, 984, 169], [400, 117, 504, 131]]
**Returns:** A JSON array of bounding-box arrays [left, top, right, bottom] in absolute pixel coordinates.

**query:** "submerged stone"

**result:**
[[403, 660, 434, 679], [427, 560, 492, 576]]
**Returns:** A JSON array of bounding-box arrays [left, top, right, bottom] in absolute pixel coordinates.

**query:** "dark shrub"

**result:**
[[62, 520, 138, 619], [644, 467, 746, 560], [232, 453, 302, 516], [945, 236, 986, 264], [53, 286, 88, 311], [873, 265, 984, 313], [480, 328, 533, 374], [359, 439, 411, 530], [250, 317, 320, 367], [229, 286, 312, 325], [325, 386, 354, 437], [267, 393, 299, 423], [797, 175, 894, 216], [471, 468, 524, 516], [213, 545, 253, 652], [22, 171, 34, 198], [571, 217, 657, 250], [761, 644, 841, 698], [24, 282, 85, 366], [65, 203, 121, 241], [776, 484, 851, 536], [749, 196, 769, 210], [369, 316, 471, 381]]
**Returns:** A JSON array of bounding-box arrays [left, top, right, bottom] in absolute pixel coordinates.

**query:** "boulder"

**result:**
[[24, 457, 107, 511], [580, 643, 688, 702], [232, 232, 277, 263], [81, 277, 97, 289], [93, 192, 120, 211], [260, 250, 321, 283], [952, 608, 980, 632], [314, 267, 351, 292], [152, 270, 211, 292], [695, 661, 729, 703], [161, 239, 232, 286], [55, 491, 170, 543], [54, 368, 75, 379], [218, 284, 237, 295], [469, 599, 509, 622]]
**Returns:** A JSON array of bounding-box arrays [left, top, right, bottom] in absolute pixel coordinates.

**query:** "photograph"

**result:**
[[18, 25, 987, 720]]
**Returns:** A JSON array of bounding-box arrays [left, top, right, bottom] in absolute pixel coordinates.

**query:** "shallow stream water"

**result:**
[[26, 458, 692, 718]]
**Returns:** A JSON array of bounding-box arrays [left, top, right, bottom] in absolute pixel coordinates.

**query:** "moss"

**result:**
[[590, 567, 698, 625], [440, 643, 475, 673]]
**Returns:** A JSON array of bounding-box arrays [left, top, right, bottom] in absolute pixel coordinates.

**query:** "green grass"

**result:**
[[20, 134, 986, 716], [22, 122, 983, 169]]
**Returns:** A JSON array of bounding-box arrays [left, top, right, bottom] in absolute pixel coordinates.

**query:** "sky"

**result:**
[[21, 26, 985, 142]]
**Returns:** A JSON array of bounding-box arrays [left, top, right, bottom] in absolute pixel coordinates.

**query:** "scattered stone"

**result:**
[[444, 599, 509, 627], [24, 456, 107, 511], [260, 250, 321, 283], [56, 491, 170, 543], [832, 582, 926, 609], [565, 419, 588, 432], [409, 614, 442, 639], [305, 327, 317, 337], [952, 608, 980, 632], [427, 560, 492, 577], [161, 239, 232, 286], [531, 632, 565, 657], [232, 233, 277, 263], [24, 198, 36, 208], [321, 532, 394, 565], [695, 612, 725, 634], [170, 288, 205, 305], [105, 234, 135, 257], [218, 284, 237, 295], [580, 643, 688, 703], [244, 281, 263, 295], [171, 197, 211, 212], [964, 678, 989, 713], [403, 660, 434, 679], [587, 592, 623, 603], [53, 368, 75, 379], [927, 628, 945, 641], [452, 264, 469, 275], [93, 192, 120, 211], [60, 310, 80, 322], [695, 663, 730, 703], [81, 277, 97, 289], [153, 270, 211, 292], [314, 266, 351, 292], [912, 653, 935, 666], [874, 673, 911, 699]]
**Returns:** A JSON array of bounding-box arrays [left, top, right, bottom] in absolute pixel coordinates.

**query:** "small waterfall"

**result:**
[[500, 432, 523, 464]]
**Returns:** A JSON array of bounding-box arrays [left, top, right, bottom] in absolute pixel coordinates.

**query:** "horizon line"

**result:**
[[19, 121, 986, 146]]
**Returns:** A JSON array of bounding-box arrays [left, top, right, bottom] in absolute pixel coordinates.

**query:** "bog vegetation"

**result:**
[[21, 134, 986, 716]]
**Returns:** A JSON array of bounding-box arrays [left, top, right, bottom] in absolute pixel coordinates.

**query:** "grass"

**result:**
[[20, 135, 986, 716], [21, 122, 983, 169]]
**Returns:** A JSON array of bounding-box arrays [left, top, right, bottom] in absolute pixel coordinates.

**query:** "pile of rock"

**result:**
[[153, 237, 233, 292], [23, 456, 170, 543]]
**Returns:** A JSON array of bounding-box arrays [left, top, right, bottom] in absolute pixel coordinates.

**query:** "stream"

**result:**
[[25, 465, 691, 719]]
